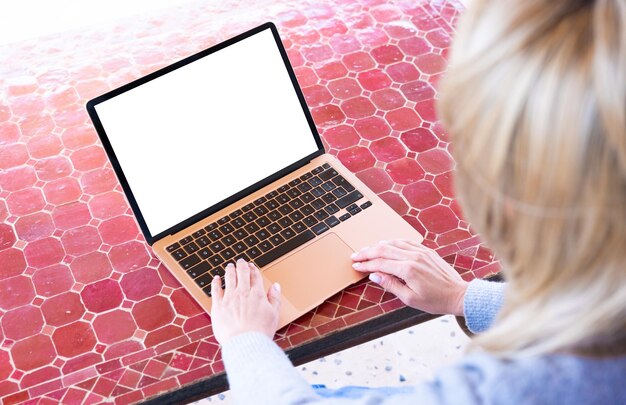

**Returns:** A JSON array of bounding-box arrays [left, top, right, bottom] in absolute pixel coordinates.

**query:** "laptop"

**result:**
[[86, 22, 423, 329]]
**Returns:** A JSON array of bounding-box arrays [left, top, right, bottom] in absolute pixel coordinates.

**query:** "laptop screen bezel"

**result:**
[[86, 22, 325, 245]]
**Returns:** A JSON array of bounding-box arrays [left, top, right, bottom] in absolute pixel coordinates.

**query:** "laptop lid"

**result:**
[[86, 23, 324, 245]]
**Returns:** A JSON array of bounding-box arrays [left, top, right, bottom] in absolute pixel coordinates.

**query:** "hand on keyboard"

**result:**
[[210, 259, 281, 345]]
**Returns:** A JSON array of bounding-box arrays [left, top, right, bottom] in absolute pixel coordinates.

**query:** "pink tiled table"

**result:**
[[0, 0, 499, 403]]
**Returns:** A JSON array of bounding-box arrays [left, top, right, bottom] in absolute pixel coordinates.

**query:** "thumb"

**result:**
[[369, 273, 416, 307], [267, 282, 281, 311]]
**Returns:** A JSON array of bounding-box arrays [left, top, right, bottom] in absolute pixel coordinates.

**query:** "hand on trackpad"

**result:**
[[261, 234, 364, 311]]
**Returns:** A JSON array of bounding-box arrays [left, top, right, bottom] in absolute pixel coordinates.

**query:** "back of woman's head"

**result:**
[[438, 0, 626, 357]]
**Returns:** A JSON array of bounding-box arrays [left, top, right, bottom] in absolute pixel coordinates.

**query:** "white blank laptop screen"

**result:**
[[94, 29, 319, 236]]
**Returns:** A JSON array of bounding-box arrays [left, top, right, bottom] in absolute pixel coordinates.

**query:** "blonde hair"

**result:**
[[438, 0, 626, 358]]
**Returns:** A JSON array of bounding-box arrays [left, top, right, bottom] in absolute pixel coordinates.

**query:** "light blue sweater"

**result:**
[[221, 280, 626, 404]]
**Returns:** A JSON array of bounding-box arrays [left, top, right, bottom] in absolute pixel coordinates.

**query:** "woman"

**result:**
[[209, 0, 626, 403]]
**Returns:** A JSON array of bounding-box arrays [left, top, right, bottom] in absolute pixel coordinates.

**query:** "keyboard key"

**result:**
[[187, 261, 211, 278], [258, 241, 273, 252], [212, 267, 226, 278], [208, 230, 223, 241], [223, 235, 236, 246], [303, 216, 318, 227], [254, 206, 268, 216], [197, 236, 210, 247], [266, 190, 278, 199], [287, 188, 301, 198], [314, 210, 329, 221], [198, 248, 212, 259], [233, 242, 247, 253], [192, 229, 206, 238], [311, 187, 324, 197], [289, 198, 303, 209], [221, 248, 235, 260], [297, 182, 312, 192], [235, 253, 251, 262], [349, 206, 362, 215], [280, 227, 295, 240], [300, 172, 313, 180], [246, 247, 262, 259], [276, 194, 290, 204], [244, 222, 260, 233], [293, 221, 306, 233], [322, 163, 331, 169], [288, 178, 301, 187], [166, 242, 180, 252], [233, 229, 248, 239], [311, 199, 325, 210], [255, 230, 315, 267], [322, 181, 336, 192], [319, 169, 338, 181], [267, 211, 281, 221], [244, 235, 259, 246], [255, 229, 271, 240], [229, 209, 243, 219], [325, 203, 339, 215], [289, 211, 304, 221], [232, 218, 246, 229], [300, 192, 314, 203], [312, 222, 329, 235], [209, 255, 225, 267], [184, 242, 200, 254], [332, 176, 355, 192], [268, 223, 282, 234], [210, 241, 225, 253], [325, 216, 340, 228], [278, 217, 293, 228], [180, 254, 200, 269], [361, 201, 372, 209], [205, 223, 218, 231], [242, 203, 255, 212], [312, 166, 324, 175], [265, 199, 279, 210], [269, 234, 285, 246], [218, 216, 229, 225], [278, 205, 294, 215], [322, 194, 337, 204], [300, 204, 314, 216], [308, 177, 322, 186], [219, 223, 234, 235], [336, 190, 364, 208], [243, 212, 258, 222], [333, 188, 348, 198], [195, 273, 213, 288], [256, 216, 270, 227], [339, 213, 351, 221], [278, 184, 290, 193], [254, 197, 267, 206], [171, 249, 187, 261], [180, 236, 193, 245]]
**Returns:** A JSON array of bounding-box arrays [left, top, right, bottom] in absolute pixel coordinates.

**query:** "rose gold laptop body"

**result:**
[[87, 23, 423, 330]]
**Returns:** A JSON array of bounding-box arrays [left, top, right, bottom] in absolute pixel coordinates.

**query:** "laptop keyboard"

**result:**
[[166, 163, 372, 297]]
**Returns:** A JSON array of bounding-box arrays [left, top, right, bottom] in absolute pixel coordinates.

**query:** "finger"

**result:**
[[352, 258, 413, 281], [368, 272, 417, 307], [224, 262, 236, 292], [211, 275, 223, 302], [249, 262, 264, 293], [351, 242, 416, 262], [267, 282, 281, 312], [235, 258, 250, 291]]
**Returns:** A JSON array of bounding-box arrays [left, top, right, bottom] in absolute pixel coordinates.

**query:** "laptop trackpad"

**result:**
[[262, 234, 364, 311]]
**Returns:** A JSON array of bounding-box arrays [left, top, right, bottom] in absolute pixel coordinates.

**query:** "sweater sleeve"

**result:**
[[463, 279, 506, 333]]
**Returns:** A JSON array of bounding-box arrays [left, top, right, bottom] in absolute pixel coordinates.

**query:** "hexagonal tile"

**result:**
[[52, 321, 97, 358], [41, 291, 85, 326], [24, 237, 65, 269], [385, 157, 426, 184], [70, 251, 113, 284], [81, 279, 124, 313], [323, 125, 360, 149], [370, 137, 407, 162], [340, 96, 375, 119], [342, 52, 376, 72], [11, 334, 56, 371], [93, 310, 136, 344], [0, 166, 37, 192], [403, 180, 443, 209], [354, 116, 391, 140], [6, 188, 46, 216], [337, 146, 376, 173], [132, 296, 175, 331], [386, 62, 420, 83], [32, 264, 74, 297], [15, 212, 55, 242], [61, 226, 101, 256], [52, 202, 91, 230], [34, 156, 73, 181], [357, 70, 392, 91], [2, 305, 44, 340], [0, 248, 26, 279], [120, 268, 163, 301]]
